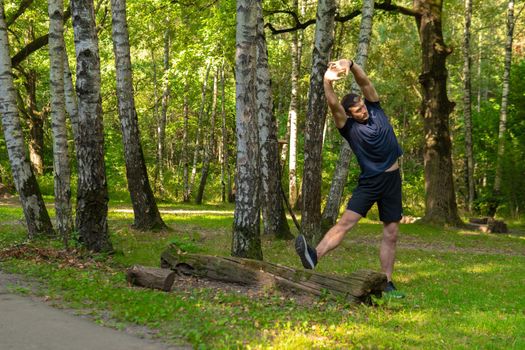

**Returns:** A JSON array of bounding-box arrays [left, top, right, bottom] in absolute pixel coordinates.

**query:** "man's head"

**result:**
[[341, 93, 369, 123]]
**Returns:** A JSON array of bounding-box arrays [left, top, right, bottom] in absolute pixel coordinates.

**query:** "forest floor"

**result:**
[[1, 197, 525, 349]]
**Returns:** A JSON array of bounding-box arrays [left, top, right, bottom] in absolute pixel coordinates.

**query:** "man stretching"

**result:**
[[295, 59, 404, 297]]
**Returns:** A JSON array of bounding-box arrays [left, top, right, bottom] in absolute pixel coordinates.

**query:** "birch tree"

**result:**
[[155, 27, 170, 194], [71, 0, 112, 252], [0, 0, 54, 238], [492, 0, 516, 216], [301, 0, 336, 244], [110, 0, 165, 230], [232, 0, 262, 259], [256, 1, 292, 239], [48, 0, 73, 243], [322, 0, 375, 230]]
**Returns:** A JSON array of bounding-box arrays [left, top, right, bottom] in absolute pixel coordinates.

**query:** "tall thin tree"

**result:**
[[48, 0, 73, 245], [492, 0, 515, 216], [71, 0, 112, 252], [196, 70, 218, 204], [232, 0, 262, 260], [301, 0, 336, 244], [462, 0, 475, 212], [0, 0, 54, 238], [256, 1, 292, 239], [110, 0, 165, 230]]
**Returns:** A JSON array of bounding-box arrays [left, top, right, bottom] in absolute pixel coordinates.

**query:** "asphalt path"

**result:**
[[0, 271, 190, 350]]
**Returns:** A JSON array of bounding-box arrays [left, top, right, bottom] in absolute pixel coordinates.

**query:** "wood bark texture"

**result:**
[[126, 265, 176, 292], [161, 244, 387, 303], [0, 3, 54, 238], [49, 0, 73, 242], [256, 2, 292, 239], [232, 0, 262, 259], [110, 0, 165, 230], [71, 0, 112, 252], [414, 0, 461, 225]]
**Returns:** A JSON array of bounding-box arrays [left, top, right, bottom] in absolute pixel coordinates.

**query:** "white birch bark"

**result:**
[[321, 0, 375, 229], [182, 79, 191, 202], [232, 0, 262, 259], [301, 0, 336, 243], [155, 27, 170, 194], [71, 0, 112, 252], [49, 0, 73, 243], [110, 0, 165, 229], [0, 2, 54, 238], [255, 1, 291, 239]]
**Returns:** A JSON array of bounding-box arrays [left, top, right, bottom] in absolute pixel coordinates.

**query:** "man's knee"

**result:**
[[383, 222, 399, 243], [336, 210, 361, 232]]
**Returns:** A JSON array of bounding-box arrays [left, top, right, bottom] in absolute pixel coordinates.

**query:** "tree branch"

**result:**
[[11, 7, 71, 68], [265, 1, 418, 35], [6, 0, 34, 28]]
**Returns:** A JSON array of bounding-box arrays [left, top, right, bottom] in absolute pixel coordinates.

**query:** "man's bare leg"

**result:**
[[316, 210, 362, 259], [380, 221, 399, 282]]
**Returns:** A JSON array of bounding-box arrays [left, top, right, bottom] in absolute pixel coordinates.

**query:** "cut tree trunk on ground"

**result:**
[[126, 265, 176, 292], [467, 218, 508, 233], [161, 244, 387, 304]]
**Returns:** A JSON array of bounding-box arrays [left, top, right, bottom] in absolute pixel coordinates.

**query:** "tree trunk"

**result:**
[[462, 0, 475, 213], [154, 27, 170, 195], [196, 70, 218, 204], [220, 64, 231, 203], [63, 48, 79, 142], [110, 0, 165, 230], [492, 0, 515, 216], [182, 79, 191, 202], [232, 0, 262, 260], [413, 0, 461, 226], [71, 0, 112, 252], [49, 0, 73, 246], [256, 3, 292, 239], [190, 62, 212, 194], [287, 0, 300, 209], [161, 244, 387, 303], [322, 0, 375, 231], [0, 3, 54, 238], [301, 0, 336, 244], [126, 265, 175, 292], [23, 69, 45, 176]]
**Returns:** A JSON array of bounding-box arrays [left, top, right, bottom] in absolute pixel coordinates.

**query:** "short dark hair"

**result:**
[[341, 93, 361, 113]]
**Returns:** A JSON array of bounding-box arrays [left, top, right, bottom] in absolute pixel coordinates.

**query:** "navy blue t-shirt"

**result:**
[[338, 99, 403, 179]]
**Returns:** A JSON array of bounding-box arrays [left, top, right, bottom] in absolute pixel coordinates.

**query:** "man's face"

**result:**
[[347, 98, 369, 123]]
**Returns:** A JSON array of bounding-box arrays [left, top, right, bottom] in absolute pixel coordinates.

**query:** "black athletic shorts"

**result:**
[[347, 169, 402, 223]]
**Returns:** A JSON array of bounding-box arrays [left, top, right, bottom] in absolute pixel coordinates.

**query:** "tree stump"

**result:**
[[160, 244, 387, 304], [126, 265, 176, 292]]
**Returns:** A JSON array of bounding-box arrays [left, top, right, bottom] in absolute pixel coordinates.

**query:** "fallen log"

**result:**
[[126, 265, 176, 292], [161, 244, 387, 304]]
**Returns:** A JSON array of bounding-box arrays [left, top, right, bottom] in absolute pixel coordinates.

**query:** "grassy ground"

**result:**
[[1, 199, 524, 349]]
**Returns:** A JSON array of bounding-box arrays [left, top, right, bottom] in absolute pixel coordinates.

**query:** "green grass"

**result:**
[[1, 201, 524, 349]]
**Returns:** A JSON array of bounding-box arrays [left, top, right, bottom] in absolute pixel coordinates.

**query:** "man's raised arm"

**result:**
[[331, 59, 379, 102], [324, 65, 348, 129]]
